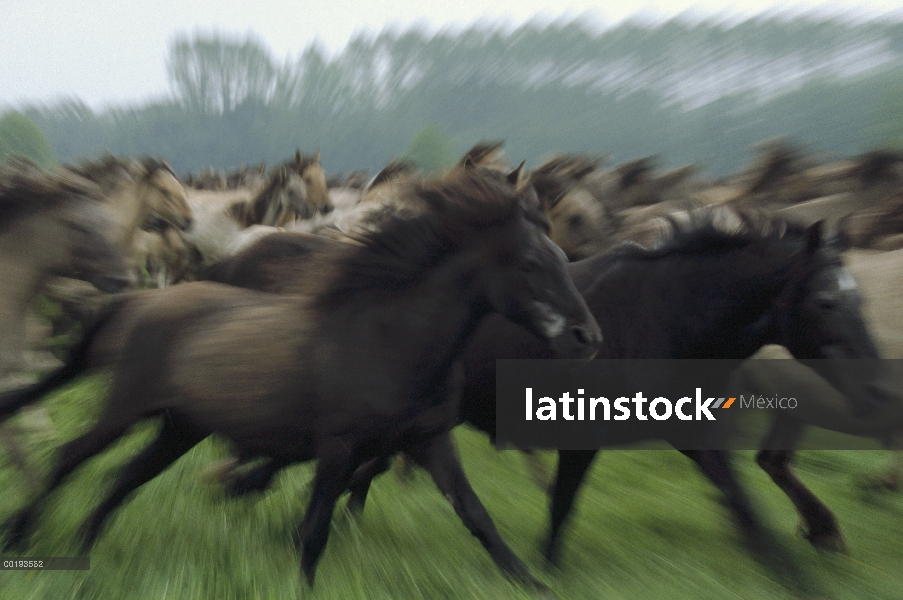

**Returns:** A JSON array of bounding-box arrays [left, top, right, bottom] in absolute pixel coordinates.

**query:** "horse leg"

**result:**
[[544, 449, 598, 565], [755, 416, 845, 552], [523, 449, 550, 491], [2, 413, 132, 552], [345, 454, 393, 515], [678, 450, 769, 553], [78, 415, 204, 551], [408, 432, 546, 590], [296, 437, 358, 587], [0, 423, 42, 494]]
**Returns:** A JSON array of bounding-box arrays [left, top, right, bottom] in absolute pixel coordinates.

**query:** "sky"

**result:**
[[1, 0, 901, 110]]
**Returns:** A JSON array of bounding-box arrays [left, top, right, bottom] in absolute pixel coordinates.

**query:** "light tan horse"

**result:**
[[0, 160, 134, 379], [182, 151, 329, 269], [40, 156, 194, 297], [528, 154, 613, 260], [67, 156, 193, 256]]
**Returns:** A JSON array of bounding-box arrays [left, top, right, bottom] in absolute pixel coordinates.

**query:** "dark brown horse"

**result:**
[[0, 167, 601, 591]]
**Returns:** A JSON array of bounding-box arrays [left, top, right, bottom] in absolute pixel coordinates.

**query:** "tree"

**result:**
[[871, 69, 903, 149], [403, 124, 458, 173], [0, 111, 55, 167], [166, 31, 279, 114]]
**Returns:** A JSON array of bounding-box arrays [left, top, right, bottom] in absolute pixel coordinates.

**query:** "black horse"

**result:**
[[223, 212, 891, 566], [0, 167, 601, 590]]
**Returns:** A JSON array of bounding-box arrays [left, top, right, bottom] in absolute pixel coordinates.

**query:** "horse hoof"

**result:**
[[531, 584, 557, 600], [300, 554, 318, 588], [2, 514, 30, 552], [799, 525, 848, 554], [856, 473, 900, 492], [541, 539, 562, 569]]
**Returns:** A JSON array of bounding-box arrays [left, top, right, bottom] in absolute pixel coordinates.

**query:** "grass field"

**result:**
[[1, 376, 902, 599]]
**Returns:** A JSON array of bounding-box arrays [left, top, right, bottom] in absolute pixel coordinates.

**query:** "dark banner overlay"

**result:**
[[495, 359, 903, 450]]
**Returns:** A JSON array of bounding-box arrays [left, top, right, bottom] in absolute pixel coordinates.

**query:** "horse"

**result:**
[[35, 156, 194, 305], [0, 160, 135, 378], [528, 154, 614, 261], [734, 244, 903, 551], [278, 211, 889, 570], [182, 151, 329, 270], [0, 166, 602, 591], [66, 155, 194, 253]]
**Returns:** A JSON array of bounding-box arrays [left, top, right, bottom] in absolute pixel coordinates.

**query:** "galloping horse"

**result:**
[[0, 160, 134, 377], [0, 167, 601, 591], [67, 156, 194, 255], [736, 244, 903, 551], [183, 151, 329, 269]]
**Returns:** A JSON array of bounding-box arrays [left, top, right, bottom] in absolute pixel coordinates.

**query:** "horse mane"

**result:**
[[459, 141, 507, 168], [68, 155, 173, 190], [368, 160, 417, 189], [610, 208, 809, 263], [533, 154, 603, 181], [529, 154, 604, 210], [0, 159, 100, 231], [615, 156, 656, 189], [853, 150, 903, 187], [315, 168, 536, 307]]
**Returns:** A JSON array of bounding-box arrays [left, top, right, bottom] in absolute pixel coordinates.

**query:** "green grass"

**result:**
[[1, 378, 902, 599]]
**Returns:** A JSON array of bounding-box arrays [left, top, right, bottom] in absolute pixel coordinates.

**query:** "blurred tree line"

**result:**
[[0, 111, 55, 167], [15, 16, 903, 178]]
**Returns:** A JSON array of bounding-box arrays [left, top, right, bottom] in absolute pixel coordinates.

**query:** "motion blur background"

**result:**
[[2, 1, 903, 175], [2, 3, 903, 600]]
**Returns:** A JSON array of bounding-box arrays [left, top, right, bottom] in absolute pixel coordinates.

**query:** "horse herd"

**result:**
[[0, 140, 902, 593]]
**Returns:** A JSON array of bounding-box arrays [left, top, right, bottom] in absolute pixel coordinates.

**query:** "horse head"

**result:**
[[769, 219, 899, 412], [439, 168, 602, 359], [142, 160, 194, 232], [287, 150, 331, 219]]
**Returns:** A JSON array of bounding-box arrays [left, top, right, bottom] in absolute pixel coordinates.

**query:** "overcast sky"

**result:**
[[2, 0, 901, 110]]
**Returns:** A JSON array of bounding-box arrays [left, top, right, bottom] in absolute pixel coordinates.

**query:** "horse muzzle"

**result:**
[[548, 323, 602, 360]]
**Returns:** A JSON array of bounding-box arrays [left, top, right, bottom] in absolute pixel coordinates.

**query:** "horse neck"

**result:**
[[581, 251, 782, 358], [328, 246, 491, 396]]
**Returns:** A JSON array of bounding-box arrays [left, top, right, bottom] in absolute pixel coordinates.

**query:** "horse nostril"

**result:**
[[572, 326, 590, 346]]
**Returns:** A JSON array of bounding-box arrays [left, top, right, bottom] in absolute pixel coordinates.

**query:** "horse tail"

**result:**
[[0, 297, 127, 421]]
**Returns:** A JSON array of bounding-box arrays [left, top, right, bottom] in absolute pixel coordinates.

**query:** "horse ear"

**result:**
[[280, 166, 288, 180], [313, 149, 320, 163], [463, 156, 475, 170], [295, 149, 302, 164], [806, 220, 823, 254], [507, 161, 526, 186]]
